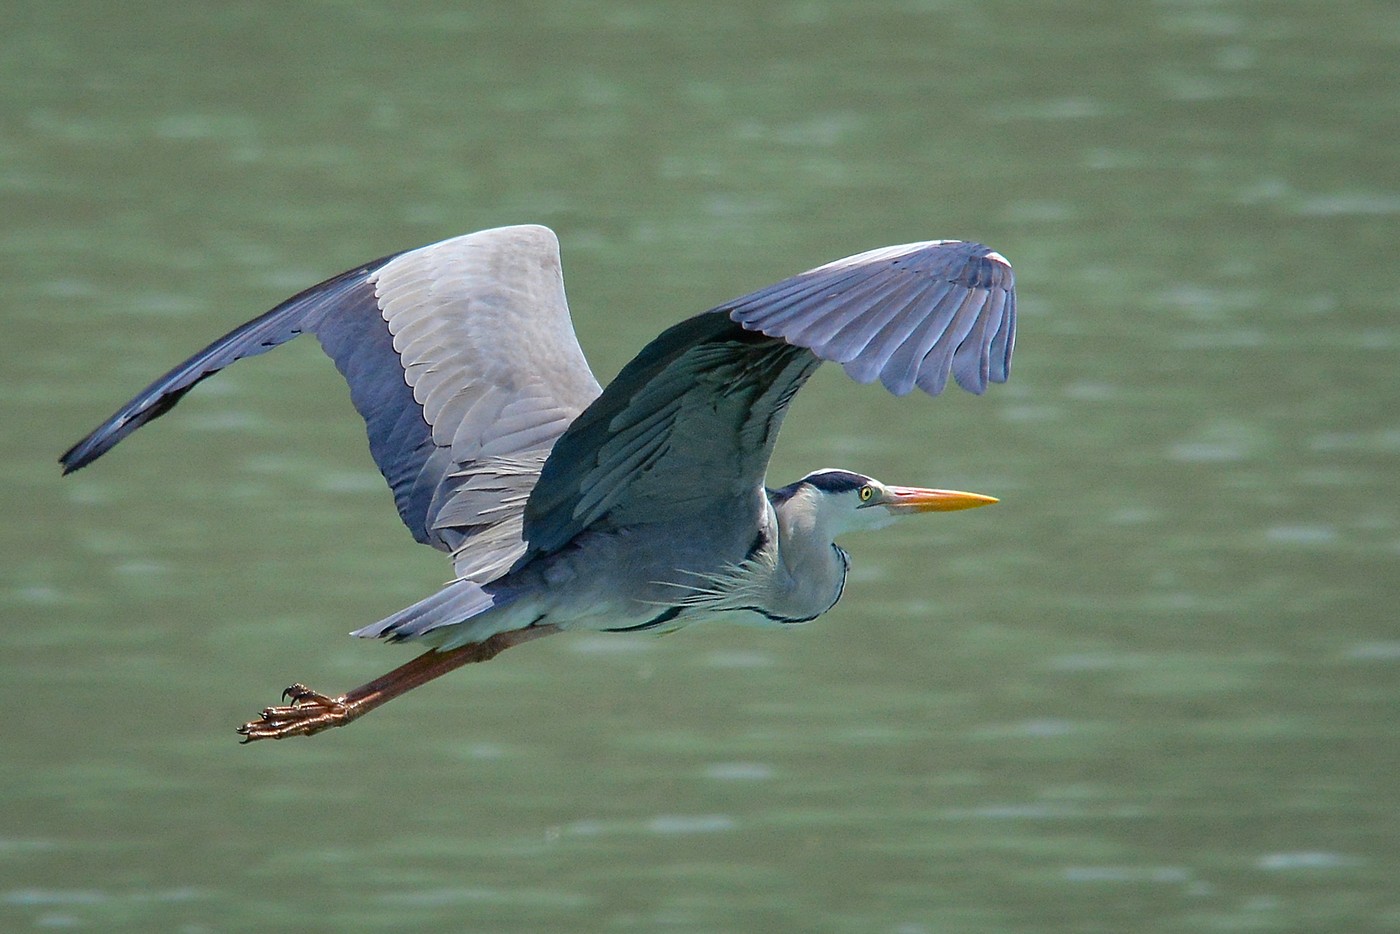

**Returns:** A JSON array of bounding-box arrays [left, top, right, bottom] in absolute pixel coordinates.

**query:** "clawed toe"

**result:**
[[281, 683, 338, 707], [238, 684, 354, 742]]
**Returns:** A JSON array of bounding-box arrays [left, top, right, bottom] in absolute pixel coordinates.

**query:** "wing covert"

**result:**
[[369, 226, 602, 568], [523, 315, 818, 556]]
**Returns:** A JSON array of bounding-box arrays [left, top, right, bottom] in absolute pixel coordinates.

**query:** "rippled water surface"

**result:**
[[4, 2, 1398, 931]]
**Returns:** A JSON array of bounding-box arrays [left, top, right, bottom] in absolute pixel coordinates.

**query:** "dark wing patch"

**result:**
[[59, 254, 403, 476], [57, 255, 457, 543], [522, 314, 818, 557]]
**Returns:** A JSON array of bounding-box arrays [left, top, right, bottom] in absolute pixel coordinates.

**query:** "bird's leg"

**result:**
[[236, 624, 559, 743]]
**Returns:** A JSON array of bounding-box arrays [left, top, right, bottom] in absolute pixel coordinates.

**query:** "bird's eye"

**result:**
[[858, 485, 874, 502]]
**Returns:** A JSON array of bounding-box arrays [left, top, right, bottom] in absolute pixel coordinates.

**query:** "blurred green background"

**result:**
[[3, 2, 1397, 931]]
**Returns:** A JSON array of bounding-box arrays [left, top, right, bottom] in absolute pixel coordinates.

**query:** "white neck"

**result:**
[[765, 487, 849, 622]]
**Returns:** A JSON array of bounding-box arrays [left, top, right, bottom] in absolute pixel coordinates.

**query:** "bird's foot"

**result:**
[[237, 683, 359, 742]]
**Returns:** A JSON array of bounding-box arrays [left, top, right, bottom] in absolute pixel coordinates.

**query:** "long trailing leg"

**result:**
[[237, 624, 559, 742]]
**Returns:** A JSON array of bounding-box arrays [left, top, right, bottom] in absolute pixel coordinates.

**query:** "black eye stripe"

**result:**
[[803, 470, 870, 493], [769, 469, 876, 505]]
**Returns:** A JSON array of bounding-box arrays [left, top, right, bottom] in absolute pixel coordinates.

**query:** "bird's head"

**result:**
[[773, 468, 998, 537]]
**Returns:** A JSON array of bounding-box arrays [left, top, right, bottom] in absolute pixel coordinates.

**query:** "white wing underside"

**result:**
[[368, 226, 602, 578]]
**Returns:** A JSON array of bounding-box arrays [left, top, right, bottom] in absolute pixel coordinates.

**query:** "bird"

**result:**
[[60, 224, 1016, 741]]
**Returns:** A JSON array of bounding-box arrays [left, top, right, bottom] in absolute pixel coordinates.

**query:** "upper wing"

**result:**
[[61, 225, 602, 578], [521, 239, 1015, 557], [522, 314, 820, 556]]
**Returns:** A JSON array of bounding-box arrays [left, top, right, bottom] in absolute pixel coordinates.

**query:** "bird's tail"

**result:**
[[351, 578, 519, 646]]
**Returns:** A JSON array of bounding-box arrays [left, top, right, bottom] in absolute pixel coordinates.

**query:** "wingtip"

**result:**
[[58, 446, 86, 476], [58, 431, 107, 475]]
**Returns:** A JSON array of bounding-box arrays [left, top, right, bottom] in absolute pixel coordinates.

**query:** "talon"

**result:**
[[278, 683, 341, 709], [282, 683, 314, 704], [237, 683, 357, 742]]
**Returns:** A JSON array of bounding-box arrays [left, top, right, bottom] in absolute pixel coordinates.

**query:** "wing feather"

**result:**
[[839, 280, 955, 384], [774, 273, 913, 354], [815, 276, 928, 362], [728, 239, 1015, 396], [950, 289, 1005, 394], [914, 288, 989, 397]]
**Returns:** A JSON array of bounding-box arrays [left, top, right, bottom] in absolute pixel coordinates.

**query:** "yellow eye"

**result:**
[[858, 485, 874, 502]]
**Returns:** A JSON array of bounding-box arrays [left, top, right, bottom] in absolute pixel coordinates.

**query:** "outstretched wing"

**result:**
[[522, 239, 1015, 557], [61, 225, 602, 580], [728, 239, 1015, 395]]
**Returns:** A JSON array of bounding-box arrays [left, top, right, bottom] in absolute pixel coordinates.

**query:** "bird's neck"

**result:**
[[764, 491, 849, 623]]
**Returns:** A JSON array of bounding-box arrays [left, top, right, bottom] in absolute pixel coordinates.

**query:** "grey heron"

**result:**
[[60, 225, 1016, 741]]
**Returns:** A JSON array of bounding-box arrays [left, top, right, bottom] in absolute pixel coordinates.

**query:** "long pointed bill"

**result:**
[[882, 485, 999, 513]]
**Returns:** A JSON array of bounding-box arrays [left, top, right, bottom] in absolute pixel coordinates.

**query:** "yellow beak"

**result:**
[[881, 485, 999, 513]]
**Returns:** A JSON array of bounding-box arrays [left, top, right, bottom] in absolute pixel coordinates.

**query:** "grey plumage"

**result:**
[[61, 225, 1015, 724]]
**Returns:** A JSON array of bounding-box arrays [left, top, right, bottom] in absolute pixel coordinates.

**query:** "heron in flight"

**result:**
[[61, 225, 1015, 741]]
